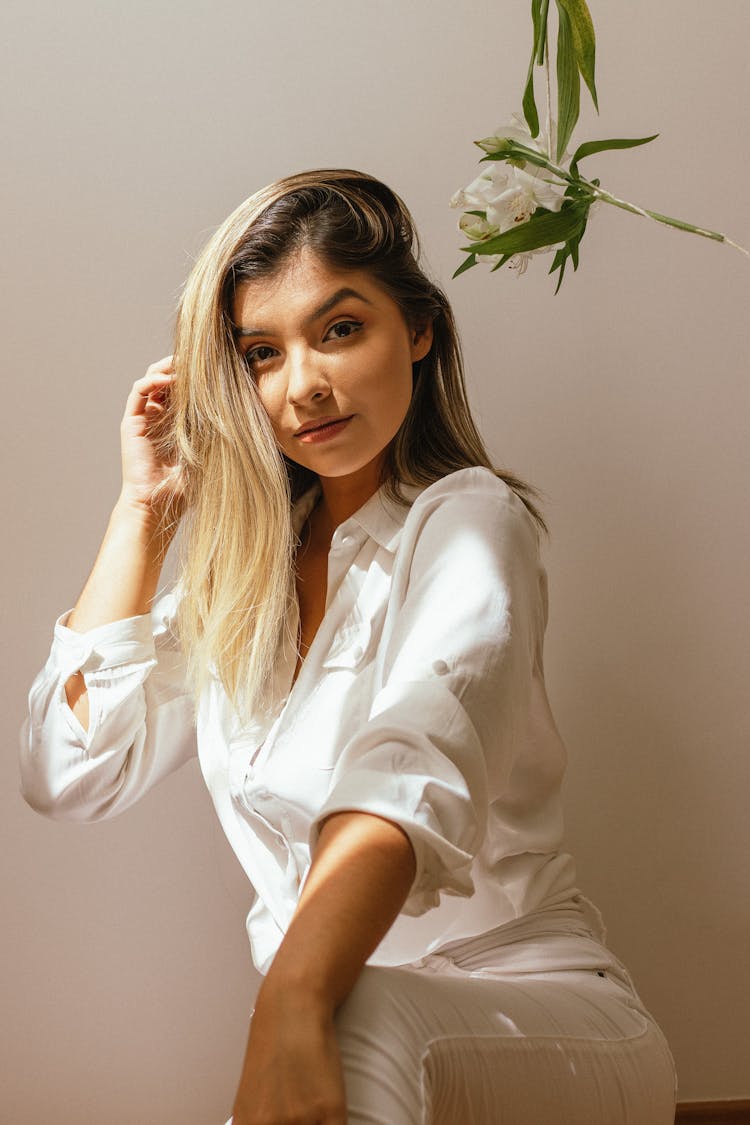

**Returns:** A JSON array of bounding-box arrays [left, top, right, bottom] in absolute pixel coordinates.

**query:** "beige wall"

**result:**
[[3, 0, 748, 1119]]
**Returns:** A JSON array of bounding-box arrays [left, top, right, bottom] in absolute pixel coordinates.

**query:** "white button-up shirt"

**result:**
[[20, 466, 585, 975]]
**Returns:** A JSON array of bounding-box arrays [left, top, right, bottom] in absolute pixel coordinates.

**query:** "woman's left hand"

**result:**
[[231, 983, 347, 1125]]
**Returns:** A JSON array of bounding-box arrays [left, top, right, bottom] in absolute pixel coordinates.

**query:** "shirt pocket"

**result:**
[[311, 614, 374, 772]]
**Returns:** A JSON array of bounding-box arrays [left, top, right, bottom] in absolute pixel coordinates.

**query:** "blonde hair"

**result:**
[[161, 168, 546, 724]]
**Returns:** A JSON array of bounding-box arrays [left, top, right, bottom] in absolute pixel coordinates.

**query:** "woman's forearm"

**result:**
[[67, 497, 173, 631], [233, 810, 414, 1121], [63, 498, 176, 730], [61, 358, 186, 731], [256, 810, 417, 1016]]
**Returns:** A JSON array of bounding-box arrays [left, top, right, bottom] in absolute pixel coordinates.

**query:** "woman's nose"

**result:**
[[285, 346, 331, 403]]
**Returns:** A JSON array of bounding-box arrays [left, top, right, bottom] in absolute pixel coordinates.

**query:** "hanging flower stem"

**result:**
[[485, 139, 749, 257], [544, 34, 553, 161], [586, 186, 750, 256]]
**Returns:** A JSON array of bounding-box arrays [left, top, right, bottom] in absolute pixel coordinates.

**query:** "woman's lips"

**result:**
[[296, 415, 354, 443]]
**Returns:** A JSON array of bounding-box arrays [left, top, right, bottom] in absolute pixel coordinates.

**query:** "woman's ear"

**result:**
[[410, 318, 434, 363]]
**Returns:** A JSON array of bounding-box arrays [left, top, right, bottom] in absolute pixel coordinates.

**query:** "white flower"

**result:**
[[450, 166, 512, 212], [451, 113, 569, 239], [481, 112, 570, 167], [507, 253, 533, 276], [451, 163, 565, 237], [506, 244, 558, 276], [474, 241, 561, 277], [484, 165, 565, 232]]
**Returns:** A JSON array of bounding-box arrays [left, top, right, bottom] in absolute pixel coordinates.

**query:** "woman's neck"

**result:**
[[314, 453, 385, 532]]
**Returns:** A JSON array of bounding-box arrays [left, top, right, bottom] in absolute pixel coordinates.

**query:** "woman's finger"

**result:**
[[146, 354, 174, 374], [124, 366, 177, 419]]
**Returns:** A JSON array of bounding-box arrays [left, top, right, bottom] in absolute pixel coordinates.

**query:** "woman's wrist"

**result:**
[[112, 493, 179, 562], [254, 969, 336, 1021]]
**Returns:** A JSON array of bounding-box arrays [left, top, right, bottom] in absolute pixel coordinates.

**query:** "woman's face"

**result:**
[[231, 247, 433, 489]]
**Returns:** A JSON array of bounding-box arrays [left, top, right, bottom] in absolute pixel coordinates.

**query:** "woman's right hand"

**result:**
[[119, 355, 186, 522]]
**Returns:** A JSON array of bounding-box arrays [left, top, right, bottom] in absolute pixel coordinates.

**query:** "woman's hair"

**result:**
[[162, 168, 546, 724]]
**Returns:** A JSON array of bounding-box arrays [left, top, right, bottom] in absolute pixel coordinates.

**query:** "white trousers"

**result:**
[[226, 918, 677, 1124]]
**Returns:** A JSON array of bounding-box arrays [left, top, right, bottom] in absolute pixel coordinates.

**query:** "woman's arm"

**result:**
[[265, 809, 416, 1006], [64, 498, 174, 731], [230, 810, 416, 1124], [20, 357, 196, 820], [64, 356, 184, 732]]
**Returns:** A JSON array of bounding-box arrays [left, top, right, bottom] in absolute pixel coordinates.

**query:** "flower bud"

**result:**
[[474, 136, 514, 155], [458, 213, 500, 242]]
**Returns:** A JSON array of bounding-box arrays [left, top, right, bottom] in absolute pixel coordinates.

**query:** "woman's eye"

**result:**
[[327, 319, 363, 340], [244, 345, 276, 369]]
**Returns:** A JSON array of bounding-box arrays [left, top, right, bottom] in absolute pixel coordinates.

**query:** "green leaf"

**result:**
[[522, 66, 539, 138], [571, 226, 586, 269], [555, 0, 598, 111], [641, 209, 724, 240], [550, 240, 571, 289], [551, 255, 567, 294], [452, 252, 478, 279], [463, 203, 589, 257], [556, 3, 580, 161], [545, 199, 593, 292], [570, 134, 658, 177], [536, 0, 551, 64], [523, 0, 544, 137], [550, 246, 567, 272], [571, 211, 588, 271], [491, 254, 514, 272]]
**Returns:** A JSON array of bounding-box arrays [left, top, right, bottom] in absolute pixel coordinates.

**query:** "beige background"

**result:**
[[3, 0, 748, 1120]]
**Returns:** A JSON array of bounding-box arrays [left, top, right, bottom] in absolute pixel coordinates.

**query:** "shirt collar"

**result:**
[[291, 478, 426, 554]]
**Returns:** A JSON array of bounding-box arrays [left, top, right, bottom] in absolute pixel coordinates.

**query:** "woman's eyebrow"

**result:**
[[233, 287, 373, 339]]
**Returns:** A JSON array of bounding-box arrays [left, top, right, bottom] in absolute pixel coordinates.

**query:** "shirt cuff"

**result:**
[[52, 609, 157, 679]]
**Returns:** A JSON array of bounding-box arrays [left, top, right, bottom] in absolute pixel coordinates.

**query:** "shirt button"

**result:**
[[351, 644, 364, 662], [432, 659, 449, 676]]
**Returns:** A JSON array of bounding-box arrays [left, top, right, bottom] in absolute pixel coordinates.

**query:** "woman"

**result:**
[[20, 169, 677, 1124]]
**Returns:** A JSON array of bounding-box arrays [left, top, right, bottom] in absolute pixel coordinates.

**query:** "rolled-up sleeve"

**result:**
[[308, 471, 544, 916], [19, 590, 197, 821]]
